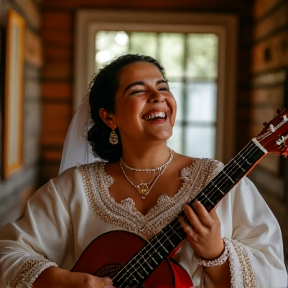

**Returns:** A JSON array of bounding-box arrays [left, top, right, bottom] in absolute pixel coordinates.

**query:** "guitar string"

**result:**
[[198, 144, 256, 202], [114, 220, 185, 286], [114, 139, 268, 285], [197, 141, 262, 207]]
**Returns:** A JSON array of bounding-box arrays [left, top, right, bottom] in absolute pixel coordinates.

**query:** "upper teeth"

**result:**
[[145, 111, 166, 120]]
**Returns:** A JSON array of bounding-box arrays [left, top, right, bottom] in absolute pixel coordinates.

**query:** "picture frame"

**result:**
[[3, 9, 25, 179], [0, 25, 4, 180]]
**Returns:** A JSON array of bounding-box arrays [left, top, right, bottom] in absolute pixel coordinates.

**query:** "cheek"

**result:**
[[115, 100, 142, 124]]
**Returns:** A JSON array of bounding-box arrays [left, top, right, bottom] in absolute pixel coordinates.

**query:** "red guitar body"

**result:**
[[71, 230, 193, 288]]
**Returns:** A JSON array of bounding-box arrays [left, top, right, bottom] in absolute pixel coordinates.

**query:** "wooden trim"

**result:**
[[3, 9, 26, 179]]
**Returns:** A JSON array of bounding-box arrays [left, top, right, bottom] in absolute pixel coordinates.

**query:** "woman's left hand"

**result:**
[[180, 200, 224, 260]]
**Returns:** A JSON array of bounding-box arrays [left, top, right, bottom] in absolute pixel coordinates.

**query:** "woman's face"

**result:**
[[111, 61, 177, 145]]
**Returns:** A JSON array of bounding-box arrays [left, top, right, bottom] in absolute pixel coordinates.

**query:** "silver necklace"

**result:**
[[119, 161, 167, 199], [120, 148, 173, 173]]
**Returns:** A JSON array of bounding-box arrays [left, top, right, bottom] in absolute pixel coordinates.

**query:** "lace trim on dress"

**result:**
[[78, 158, 219, 240], [13, 259, 58, 288], [224, 238, 244, 288], [234, 241, 257, 288], [226, 240, 257, 288]]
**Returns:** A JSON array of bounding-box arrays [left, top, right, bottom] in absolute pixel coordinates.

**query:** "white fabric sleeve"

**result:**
[[59, 95, 103, 175], [224, 177, 288, 288], [0, 180, 72, 288]]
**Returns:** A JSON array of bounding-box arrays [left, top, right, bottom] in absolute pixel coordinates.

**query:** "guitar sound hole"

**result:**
[[94, 263, 122, 278]]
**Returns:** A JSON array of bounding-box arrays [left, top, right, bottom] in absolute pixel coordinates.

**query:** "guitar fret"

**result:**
[[202, 193, 214, 205], [117, 269, 136, 286], [138, 247, 154, 271], [162, 230, 175, 247], [222, 170, 235, 183], [135, 269, 145, 279], [210, 180, 225, 195], [232, 159, 245, 171], [143, 256, 153, 270], [139, 261, 149, 275], [151, 257, 158, 265], [149, 241, 163, 259], [168, 223, 183, 240], [238, 152, 251, 165], [154, 234, 169, 253]]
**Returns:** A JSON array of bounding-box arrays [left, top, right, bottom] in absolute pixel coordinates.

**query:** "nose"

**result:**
[[148, 89, 165, 103]]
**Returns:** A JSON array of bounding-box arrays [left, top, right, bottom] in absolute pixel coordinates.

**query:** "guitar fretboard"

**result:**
[[113, 139, 266, 287]]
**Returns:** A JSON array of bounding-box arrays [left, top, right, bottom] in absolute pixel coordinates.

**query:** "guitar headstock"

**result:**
[[256, 109, 288, 157]]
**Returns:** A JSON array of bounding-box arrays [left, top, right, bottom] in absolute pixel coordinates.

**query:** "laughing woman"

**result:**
[[0, 54, 287, 288]]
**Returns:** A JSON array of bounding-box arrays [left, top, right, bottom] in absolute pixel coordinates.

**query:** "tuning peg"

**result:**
[[277, 109, 280, 115], [263, 121, 268, 126]]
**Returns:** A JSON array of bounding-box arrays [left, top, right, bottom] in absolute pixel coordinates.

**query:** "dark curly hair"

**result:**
[[88, 54, 166, 162]]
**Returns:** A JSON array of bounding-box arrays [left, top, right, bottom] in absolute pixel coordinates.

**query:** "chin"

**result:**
[[158, 131, 173, 141]]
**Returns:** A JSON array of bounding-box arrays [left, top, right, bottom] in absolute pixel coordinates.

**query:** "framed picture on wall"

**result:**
[[0, 25, 4, 181], [3, 9, 25, 179]]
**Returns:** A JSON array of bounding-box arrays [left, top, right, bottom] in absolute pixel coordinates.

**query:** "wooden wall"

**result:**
[[0, 0, 42, 227], [248, 0, 288, 261], [40, 0, 254, 184]]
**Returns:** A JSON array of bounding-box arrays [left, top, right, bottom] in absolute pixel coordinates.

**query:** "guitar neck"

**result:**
[[191, 138, 266, 211], [113, 139, 266, 286]]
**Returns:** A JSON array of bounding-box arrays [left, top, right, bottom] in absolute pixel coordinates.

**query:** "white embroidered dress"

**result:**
[[0, 160, 287, 288]]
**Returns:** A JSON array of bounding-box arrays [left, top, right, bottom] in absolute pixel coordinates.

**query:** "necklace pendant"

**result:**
[[135, 183, 150, 196]]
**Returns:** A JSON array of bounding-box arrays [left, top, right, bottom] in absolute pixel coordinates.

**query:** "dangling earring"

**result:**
[[109, 129, 118, 145]]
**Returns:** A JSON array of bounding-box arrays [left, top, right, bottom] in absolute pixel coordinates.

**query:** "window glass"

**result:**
[[95, 31, 129, 70], [169, 81, 183, 121], [185, 126, 215, 158], [158, 33, 185, 78], [186, 81, 217, 122], [129, 32, 157, 57], [167, 125, 183, 154], [186, 34, 218, 78]]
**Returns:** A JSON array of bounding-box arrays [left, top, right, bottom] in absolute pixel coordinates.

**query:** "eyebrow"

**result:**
[[124, 79, 168, 93]]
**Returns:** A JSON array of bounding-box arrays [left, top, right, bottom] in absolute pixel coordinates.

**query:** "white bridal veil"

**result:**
[[59, 95, 103, 174]]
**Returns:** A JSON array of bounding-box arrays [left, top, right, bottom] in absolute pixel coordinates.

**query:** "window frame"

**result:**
[[74, 9, 238, 163]]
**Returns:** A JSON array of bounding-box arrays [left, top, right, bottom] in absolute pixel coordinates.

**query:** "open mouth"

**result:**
[[143, 111, 167, 121]]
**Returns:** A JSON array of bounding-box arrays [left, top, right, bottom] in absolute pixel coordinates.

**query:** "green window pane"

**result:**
[[186, 81, 217, 122], [186, 34, 218, 78], [95, 31, 129, 70], [185, 126, 215, 158], [129, 32, 157, 58], [158, 33, 185, 78]]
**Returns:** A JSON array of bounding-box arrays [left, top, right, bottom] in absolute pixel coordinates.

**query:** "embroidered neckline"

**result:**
[[78, 158, 219, 239]]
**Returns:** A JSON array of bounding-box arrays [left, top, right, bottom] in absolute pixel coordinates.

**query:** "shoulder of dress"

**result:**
[[76, 161, 105, 173], [187, 157, 222, 173]]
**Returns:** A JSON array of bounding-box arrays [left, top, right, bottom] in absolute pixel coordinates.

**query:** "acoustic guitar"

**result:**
[[71, 109, 288, 288]]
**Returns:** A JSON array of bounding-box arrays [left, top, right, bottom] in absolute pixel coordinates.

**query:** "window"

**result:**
[[95, 31, 218, 158], [74, 10, 237, 163]]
